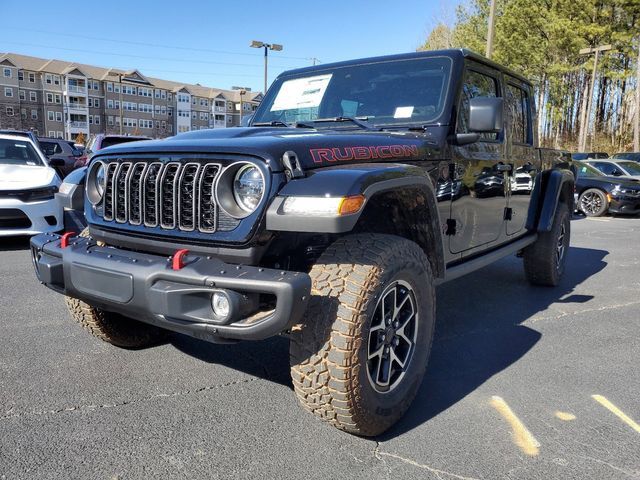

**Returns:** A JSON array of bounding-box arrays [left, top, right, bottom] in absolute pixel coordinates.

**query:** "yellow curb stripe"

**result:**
[[592, 395, 640, 434], [490, 396, 540, 456], [555, 411, 576, 421]]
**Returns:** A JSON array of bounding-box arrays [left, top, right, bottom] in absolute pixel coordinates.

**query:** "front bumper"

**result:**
[[30, 232, 311, 342], [0, 197, 62, 237], [609, 196, 640, 215]]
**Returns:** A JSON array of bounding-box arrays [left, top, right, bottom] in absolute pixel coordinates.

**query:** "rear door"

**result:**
[[504, 78, 536, 235], [449, 62, 508, 254]]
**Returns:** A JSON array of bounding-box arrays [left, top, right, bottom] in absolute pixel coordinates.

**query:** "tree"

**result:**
[[75, 132, 85, 145]]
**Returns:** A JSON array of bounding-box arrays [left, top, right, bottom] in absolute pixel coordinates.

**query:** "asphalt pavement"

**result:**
[[0, 216, 638, 479]]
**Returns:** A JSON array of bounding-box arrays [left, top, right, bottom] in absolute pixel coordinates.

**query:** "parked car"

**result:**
[[38, 137, 84, 177], [75, 134, 152, 167], [611, 152, 640, 162], [0, 133, 62, 236], [0, 129, 40, 147], [31, 49, 574, 436], [575, 162, 640, 216], [585, 159, 640, 180]]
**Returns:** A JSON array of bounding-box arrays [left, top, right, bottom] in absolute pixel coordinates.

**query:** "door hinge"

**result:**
[[445, 218, 457, 235], [504, 207, 513, 221]]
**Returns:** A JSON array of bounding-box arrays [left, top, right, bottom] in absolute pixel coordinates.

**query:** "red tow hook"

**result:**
[[172, 249, 190, 270], [60, 232, 76, 249]]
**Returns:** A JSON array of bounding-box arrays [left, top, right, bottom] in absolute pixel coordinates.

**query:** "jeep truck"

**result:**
[[30, 49, 574, 436]]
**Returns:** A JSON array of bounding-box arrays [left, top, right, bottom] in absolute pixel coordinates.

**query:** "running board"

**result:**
[[438, 234, 538, 285]]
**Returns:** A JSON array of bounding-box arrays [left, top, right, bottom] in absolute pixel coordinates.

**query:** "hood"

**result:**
[[580, 174, 640, 188], [94, 127, 448, 170], [0, 164, 59, 190]]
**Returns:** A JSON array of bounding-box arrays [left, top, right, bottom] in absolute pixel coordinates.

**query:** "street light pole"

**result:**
[[578, 44, 612, 151], [250, 40, 283, 94], [486, 0, 497, 59]]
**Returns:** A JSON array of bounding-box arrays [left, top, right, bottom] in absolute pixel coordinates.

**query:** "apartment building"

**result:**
[[0, 52, 262, 141]]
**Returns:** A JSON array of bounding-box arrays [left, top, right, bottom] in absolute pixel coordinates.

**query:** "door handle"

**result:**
[[496, 164, 512, 172]]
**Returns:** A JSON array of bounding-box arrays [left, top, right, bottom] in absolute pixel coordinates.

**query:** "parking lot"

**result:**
[[0, 215, 638, 479]]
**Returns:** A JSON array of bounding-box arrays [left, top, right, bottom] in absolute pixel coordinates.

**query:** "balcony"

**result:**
[[213, 120, 226, 128], [214, 105, 226, 113], [69, 121, 88, 128], [67, 85, 87, 95]]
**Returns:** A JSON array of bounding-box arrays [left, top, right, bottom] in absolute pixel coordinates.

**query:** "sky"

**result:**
[[0, 0, 458, 93]]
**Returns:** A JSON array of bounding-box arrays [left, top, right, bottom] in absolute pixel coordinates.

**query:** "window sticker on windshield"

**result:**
[[270, 74, 332, 111], [394, 106, 414, 119]]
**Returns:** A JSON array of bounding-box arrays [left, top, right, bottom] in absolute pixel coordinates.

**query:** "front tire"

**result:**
[[578, 188, 608, 217], [523, 203, 570, 286], [289, 234, 435, 436]]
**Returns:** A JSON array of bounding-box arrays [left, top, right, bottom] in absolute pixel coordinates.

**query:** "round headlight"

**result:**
[[87, 161, 107, 205], [233, 164, 264, 213], [95, 163, 106, 196]]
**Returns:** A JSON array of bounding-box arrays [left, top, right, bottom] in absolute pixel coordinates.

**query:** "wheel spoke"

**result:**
[[368, 345, 384, 361]]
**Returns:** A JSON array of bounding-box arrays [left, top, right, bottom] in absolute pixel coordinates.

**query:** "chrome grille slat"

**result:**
[[99, 160, 226, 233]]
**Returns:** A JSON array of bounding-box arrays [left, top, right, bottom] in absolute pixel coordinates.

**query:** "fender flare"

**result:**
[[265, 164, 445, 277], [57, 166, 87, 211], [525, 168, 574, 232]]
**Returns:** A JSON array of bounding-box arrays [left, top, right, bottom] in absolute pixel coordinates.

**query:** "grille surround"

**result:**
[[96, 158, 239, 234]]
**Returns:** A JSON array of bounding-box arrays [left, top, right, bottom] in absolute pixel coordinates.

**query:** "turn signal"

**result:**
[[338, 195, 366, 215]]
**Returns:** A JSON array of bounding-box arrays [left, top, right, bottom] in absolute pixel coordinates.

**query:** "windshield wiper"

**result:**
[[253, 120, 292, 127], [310, 116, 376, 131]]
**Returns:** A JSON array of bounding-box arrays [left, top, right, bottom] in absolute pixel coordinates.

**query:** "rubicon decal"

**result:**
[[310, 145, 419, 163]]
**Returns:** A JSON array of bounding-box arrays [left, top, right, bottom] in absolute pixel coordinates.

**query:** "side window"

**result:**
[[506, 83, 530, 145], [457, 69, 499, 140], [592, 162, 616, 175]]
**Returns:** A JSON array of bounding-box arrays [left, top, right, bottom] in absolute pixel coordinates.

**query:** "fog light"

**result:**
[[211, 291, 231, 319]]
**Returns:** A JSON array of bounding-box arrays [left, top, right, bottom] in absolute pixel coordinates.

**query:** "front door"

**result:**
[[449, 64, 508, 255]]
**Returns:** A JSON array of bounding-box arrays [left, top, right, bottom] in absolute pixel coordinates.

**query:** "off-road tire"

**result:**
[[63, 228, 167, 349], [578, 188, 608, 217], [523, 202, 570, 286], [289, 234, 436, 436]]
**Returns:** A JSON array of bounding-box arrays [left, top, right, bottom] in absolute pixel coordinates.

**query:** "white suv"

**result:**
[[0, 134, 63, 236]]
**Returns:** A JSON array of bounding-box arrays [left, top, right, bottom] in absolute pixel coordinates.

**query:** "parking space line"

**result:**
[[585, 217, 611, 222], [592, 395, 640, 433], [490, 396, 540, 456], [554, 411, 576, 421]]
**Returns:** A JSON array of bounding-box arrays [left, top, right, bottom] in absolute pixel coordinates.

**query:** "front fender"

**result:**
[[266, 163, 445, 277], [525, 168, 575, 232]]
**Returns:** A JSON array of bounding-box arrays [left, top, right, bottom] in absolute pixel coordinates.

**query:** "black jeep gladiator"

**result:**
[[30, 49, 574, 436]]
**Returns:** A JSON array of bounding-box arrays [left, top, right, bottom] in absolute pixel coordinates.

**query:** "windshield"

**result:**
[[101, 137, 150, 149], [618, 161, 640, 175], [576, 163, 603, 178], [253, 56, 453, 127], [0, 138, 44, 166]]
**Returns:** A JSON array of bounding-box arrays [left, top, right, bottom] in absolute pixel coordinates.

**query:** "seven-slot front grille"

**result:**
[[100, 160, 238, 233]]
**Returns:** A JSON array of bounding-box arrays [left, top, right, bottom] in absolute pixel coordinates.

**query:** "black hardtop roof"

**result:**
[[278, 49, 531, 86]]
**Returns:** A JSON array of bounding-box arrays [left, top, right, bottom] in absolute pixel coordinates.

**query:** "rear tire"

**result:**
[[289, 234, 435, 436], [523, 203, 570, 286], [578, 188, 608, 217], [64, 228, 167, 349]]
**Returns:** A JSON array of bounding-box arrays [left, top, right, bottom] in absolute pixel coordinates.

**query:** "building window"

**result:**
[[48, 110, 55, 121], [46, 93, 53, 103], [28, 72, 35, 83], [107, 82, 113, 92], [155, 120, 160, 128], [3, 68, 11, 78], [161, 120, 166, 129], [48, 130, 56, 137], [21, 108, 26, 119], [94, 98, 100, 108], [55, 94, 61, 104], [88, 98, 93, 108], [57, 131, 63, 139], [18, 71, 24, 81], [114, 84, 120, 93], [108, 116, 114, 126], [45, 74, 52, 84], [107, 99, 114, 109], [19, 90, 26, 101], [89, 115, 93, 125], [95, 115, 100, 125], [31, 109, 38, 119], [53, 75, 60, 85], [4, 87, 13, 97], [93, 80, 99, 90], [30, 91, 37, 102], [167, 93, 172, 101], [168, 124, 172, 132], [56, 112, 62, 122], [192, 111, 197, 119]]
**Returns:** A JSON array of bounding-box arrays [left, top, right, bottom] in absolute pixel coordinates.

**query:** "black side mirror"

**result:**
[[49, 158, 65, 167], [469, 97, 504, 133]]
